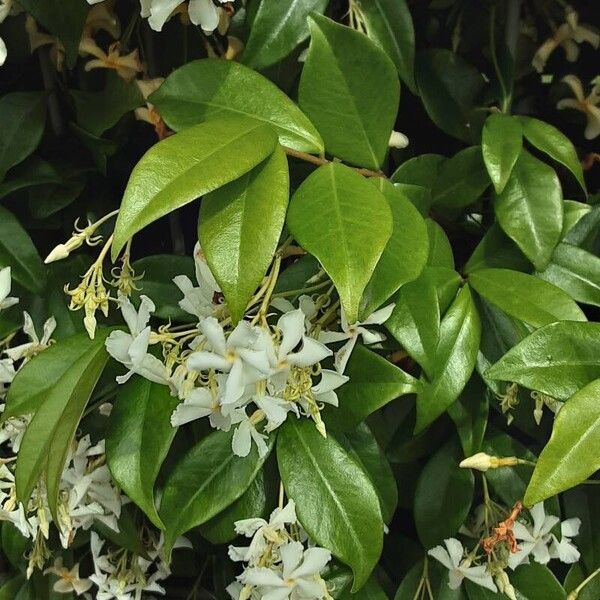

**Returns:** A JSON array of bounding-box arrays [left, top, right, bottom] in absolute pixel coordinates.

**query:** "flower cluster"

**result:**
[[428, 502, 580, 598], [104, 243, 394, 459], [227, 500, 333, 600]]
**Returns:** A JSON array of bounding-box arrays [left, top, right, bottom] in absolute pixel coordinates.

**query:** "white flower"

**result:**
[[0, 267, 18, 311], [144, 0, 226, 33], [229, 500, 297, 565], [265, 309, 332, 375], [508, 503, 559, 569], [0, 37, 6, 66], [428, 538, 497, 592], [170, 384, 231, 431], [0, 404, 30, 451], [173, 242, 223, 321], [0, 0, 12, 66], [187, 317, 269, 405], [105, 295, 170, 385], [0, 359, 15, 385], [240, 541, 331, 599], [5, 312, 56, 363], [557, 75, 600, 139], [532, 11, 599, 73], [230, 408, 269, 458], [44, 559, 93, 596], [319, 304, 394, 373], [549, 518, 581, 564]]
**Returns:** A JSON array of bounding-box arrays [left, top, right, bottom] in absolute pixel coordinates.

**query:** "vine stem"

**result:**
[[282, 146, 386, 179], [568, 565, 600, 599]]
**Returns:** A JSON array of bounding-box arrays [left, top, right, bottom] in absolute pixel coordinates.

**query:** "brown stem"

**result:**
[[282, 146, 386, 178]]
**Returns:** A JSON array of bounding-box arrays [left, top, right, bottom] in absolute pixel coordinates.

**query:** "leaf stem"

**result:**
[[282, 146, 385, 179], [568, 565, 600, 599], [271, 280, 331, 299]]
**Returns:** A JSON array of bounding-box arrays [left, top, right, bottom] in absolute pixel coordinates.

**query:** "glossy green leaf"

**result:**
[[299, 14, 399, 169], [564, 563, 600, 600], [159, 429, 273, 554], [414, 438, 474, 549], [486, 322, 600, 400], [562, 200, 591, 237], [464, 224, 530, 274], [199, 146, 289, 322], [536, 243, 600, 307], [111, 116, 278, 259], [386, 269, 441, 378], [71, 72, 143, 136], [448, 376, 489, 456], [336, 423, 398, 524], [0, 577, 27, 600], [432, 146, 489, 209], [14, 330, 110, 512], [415, 50, 485, 144], [494, 149, 563, 271], [331, 345, 419, 431], [0, 206, 46, 294], [395, 560, 464, 600], [131, 255, 195, 322], [151, 59, 323, 153], [106, 377, 178, 528], [277, 418, 383, 590], [0, 156, 61, 199], [525, 379, 600, 506], [564, 205, 600, 250], [359, 0, 416, 91], [242, 0, 329, 70], [1, 523, 28, 572], [392, 183, 432, 216], [200, 468, 275, 545], [416, 285, 481, 432], [0, 92, 46, 181], [339, 573, 389, 600], [469, 268, 585, 328], [519, 116, 586, 194], [482, 113, 522, 194], [426, 220, 454, 269], [564, 487, 600, 573], [391, 154, 445, 190], [18, 0, 87, 67], [286, 163, 392, 323], [360, 179, 428, 317]]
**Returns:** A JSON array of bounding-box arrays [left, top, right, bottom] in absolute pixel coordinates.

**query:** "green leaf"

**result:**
[[131, 255, 195, 322], [335, 423, 398, 524], [151, 59, 323, 154], [482, 113, 522, 194], [200, 468, 275, 544], [416, 285, 481, 432], [414, 438, 474, 549], [242, 0, 329, 70], [299, 14, 399, 169], [469, 268, 586, 328], [564, 487, 600, 572], [339, 573, 389, 600], [359, 0, 416, 92], [494, 149, 563, 271], [0, 92, 46, 180], [286, 163, 392, 323], [28, 174, 85, 220], [486, 321, 600, 401], [464, 224, 530, 274], [395, 560, 464, 600], [360, 179, 428, 317], [525, 378, 600, 506], [426, 220, 454, 269], [106, 377, 179, 528], [565, 564, 600, 600], [71, 72, 143, 137], [330, 345, 419, 431], [159, 429, 273, 555], [415, 49, 485, 144], [564, 205, 600, 250], [277, 419, 383, 590], [432, 146, 489, 209], [0, 577, 27, 600], [0, 206, 46, 293], [563, 200, 591, 237], [391, 154, 445, 190], [1, 523, 28, 572], [392, 183, 432, 216], [199, 146, 289, 322], [519, 116, 587, 195], [536, 243, 600, 307], [0, 157, 62, 199], [386, 269, 441, 378], [448, 376, 489, 456], [18, 0, 87, 67], [14, 330, 110, 512], [111, 116, 278, 259]]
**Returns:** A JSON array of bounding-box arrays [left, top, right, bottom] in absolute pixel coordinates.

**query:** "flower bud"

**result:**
[[45, 244, 70, 264], [389, 130, 409, 149], [460, 452, 493, 472]]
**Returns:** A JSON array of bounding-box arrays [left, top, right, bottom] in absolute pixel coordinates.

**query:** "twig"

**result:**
[[282, 146, 385, 178]]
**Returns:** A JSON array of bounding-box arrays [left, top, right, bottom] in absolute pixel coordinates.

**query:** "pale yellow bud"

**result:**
[[460, 452, 493, 472], [44, 243, 70, 264], [389, 130, 409, 149]]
